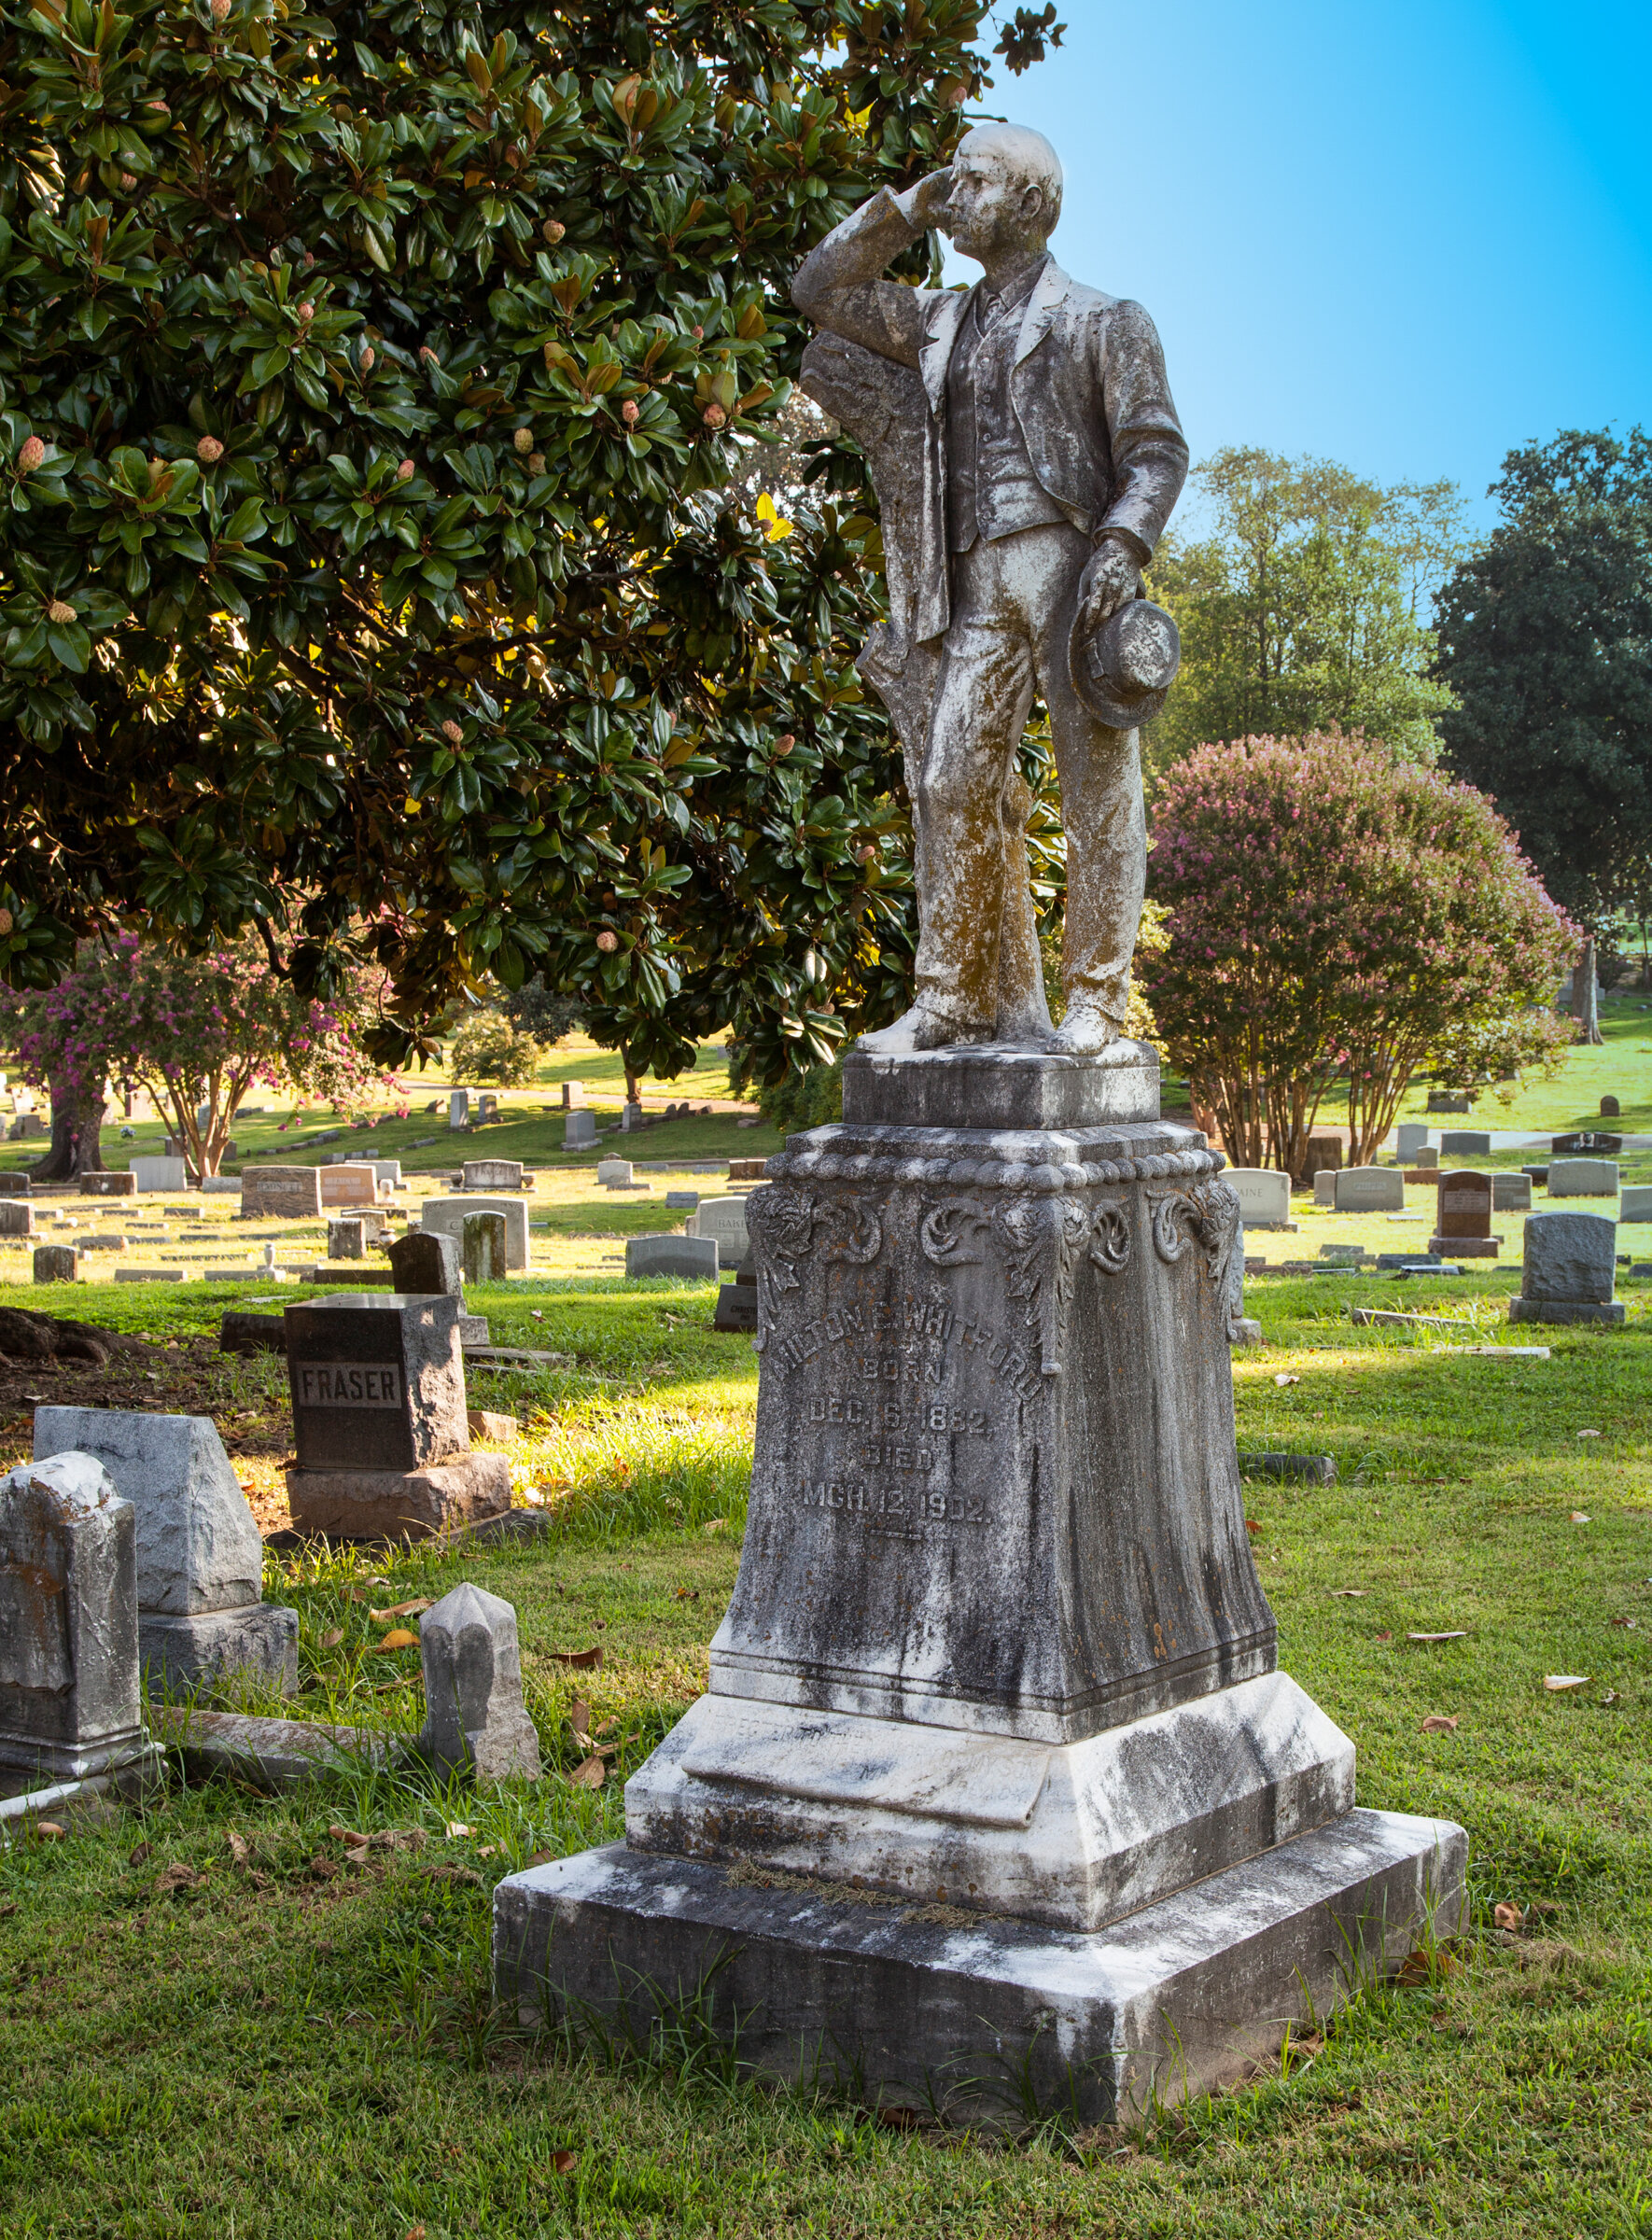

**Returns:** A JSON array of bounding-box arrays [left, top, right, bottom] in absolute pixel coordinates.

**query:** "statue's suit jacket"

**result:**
[[792, 186, 1188, 647]]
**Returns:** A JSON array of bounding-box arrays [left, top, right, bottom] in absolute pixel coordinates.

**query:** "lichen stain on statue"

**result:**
[[792, 122, 1189, 1056]]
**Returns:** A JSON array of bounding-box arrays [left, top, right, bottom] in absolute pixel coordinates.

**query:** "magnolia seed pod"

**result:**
[[47, 597, 77, 623], [17, 436, 45, 472], [441, 720, 463, 744], [196, 436, 223, 463], [513, 427, 533, 454], [595, 931, 618, 954]]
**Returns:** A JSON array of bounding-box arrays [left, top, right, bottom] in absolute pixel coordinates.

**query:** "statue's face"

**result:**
[[945, 150, 1049, 265]]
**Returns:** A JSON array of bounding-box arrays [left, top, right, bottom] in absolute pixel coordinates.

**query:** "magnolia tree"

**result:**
[[1140, 733, 1575, 1174], [8, 937, 391, 1178]]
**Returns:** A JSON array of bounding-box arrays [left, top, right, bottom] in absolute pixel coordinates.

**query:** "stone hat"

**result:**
[[1069, 596, 1181, 730]]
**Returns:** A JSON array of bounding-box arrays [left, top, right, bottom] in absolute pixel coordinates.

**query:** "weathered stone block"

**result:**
[[1492, 1173, 1533, 1212], [33, 1407, 262, 1614], [284, 1293, 469, 1472], [0, 1451, 158, 1782], [1439, 1130, 1491, 1155], [241, 1166, 324, 1221], [449, 1089, 470, 1130], [319, 1163, 379, 1209], [328, 1216, 367, 1260], [665, 1190, 701, 1211], [387, 1230, 462, 1295], [1519, 1211, 1617, 1305], [33, 1245, 77, 1283], [1312, 1171, 1335, 1207], [1395, 1123, 1429, 1161], [564, 1112, 596, 1149], [0, 1170, 30, 1197], [0, 1199, 35, 1237], [626, 1234, 719, 1281], [714, 1281, 759, 1331], [596, 1158, 634, 1187], [561, 1081, 586, 1110], [843, 1042, 1158, 1131], [417, 1581, 540, 1780], [417, 1195, 528, 1270]]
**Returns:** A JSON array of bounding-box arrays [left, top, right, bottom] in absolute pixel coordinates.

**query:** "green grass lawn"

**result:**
[[3, 1267, 1651, 2236]]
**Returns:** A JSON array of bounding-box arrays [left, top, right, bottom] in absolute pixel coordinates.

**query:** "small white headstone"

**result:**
[[131, 1155, 188, 1193], [1224, 1169, 1290, 1226]]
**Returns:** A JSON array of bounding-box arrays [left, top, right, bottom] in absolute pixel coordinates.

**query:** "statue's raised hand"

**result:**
[[897, 167, 955, 232]]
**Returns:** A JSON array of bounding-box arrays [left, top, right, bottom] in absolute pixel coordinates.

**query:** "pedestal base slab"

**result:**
[[286, 1452, 511, 1539], [139, 1603, 300, 1695], [626, 1671, 1353, 1932], [1509, 1299, 1625, 1326], [494, 1806, 1465, 2125]]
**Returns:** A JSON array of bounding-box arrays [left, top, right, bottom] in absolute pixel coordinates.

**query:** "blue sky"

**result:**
[[946, 0, 1652, 524]]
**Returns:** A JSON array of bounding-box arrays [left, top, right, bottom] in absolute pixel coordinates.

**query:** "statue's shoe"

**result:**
[[1048, 1001, 1123, 1057], [854, 1002, 994, 1056]]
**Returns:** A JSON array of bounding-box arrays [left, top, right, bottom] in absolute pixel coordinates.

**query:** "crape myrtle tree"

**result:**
[[7, 932, 390, 1176], [0, 0, 1066, 1089], [1436, 427, 1652, 1044], [1139, 733, 1575, 1176]]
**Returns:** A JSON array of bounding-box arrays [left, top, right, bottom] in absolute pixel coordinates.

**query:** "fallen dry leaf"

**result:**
[[1375, 1630, 1393, 1642], [1543, 1674, 1590, 1691], [553, 1645, 603, 1668], [32, 1819, 66, 1841], [478, 1845, 497, 1860], [1244, 1518, 1262, 1533], [704, 1517, 727, 1534], [569, 1697, 590, 1739], [1601, 1688, 1621, 1704], [1576, 1429, 1601, 1438], [1331, 1589, 1368, 1598], [318, 1628, 344, 1650], [1494, 1901, 1525, 1931], [1420, 1715, 1459, 1733], [329, 1824, 371, 1847], [552, 2149, 577, 2176], [404, 2226, 427, 2239], [1571, 1512, 1591, 1524], [373, 1628, 419, 1652], [526, 1849, 556, 1868], [567, 1756, 607, 1788], [1409, 1631, 1468, 1643], [371, 1599, 432, 1623], [227, 1832, 250, 1867], [129, 1841, 153, 1867], [1273, 1372, 1300, 1386], [1610, 1617, 1638, 1629], [444, 1821, 475, 1839]]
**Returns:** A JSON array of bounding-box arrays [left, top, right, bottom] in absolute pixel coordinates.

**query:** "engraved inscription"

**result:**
[[797, 1480, 989, 1526], [808, 1395, 991, 1436], [296, 1363, 403, 1409]]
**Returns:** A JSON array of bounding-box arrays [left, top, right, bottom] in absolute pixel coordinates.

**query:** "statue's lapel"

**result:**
[[920, 288, 973, 413], [1014, 258, 1071, 366]]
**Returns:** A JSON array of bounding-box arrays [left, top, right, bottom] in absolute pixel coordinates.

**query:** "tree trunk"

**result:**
[[624, 1067, 641, 1106], [1573, 938, 1603, 1044], [29, 1075, 107, 1182]]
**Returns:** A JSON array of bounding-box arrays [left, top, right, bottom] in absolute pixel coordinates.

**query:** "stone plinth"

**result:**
[[33, 1246, 77, 1283], [842, 1041, 1157, 1131], [564, 1112, 596, 1149], [0, 1199, 34, 1238], [79, 1171, 136, 1197], [496, 1808, 1466, 2126]]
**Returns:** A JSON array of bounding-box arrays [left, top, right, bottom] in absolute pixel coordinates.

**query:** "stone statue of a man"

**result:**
[[793, 124, 1187, 1055]]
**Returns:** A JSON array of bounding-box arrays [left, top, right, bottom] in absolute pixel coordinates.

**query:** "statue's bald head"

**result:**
[[954, 122, 1063, 236]]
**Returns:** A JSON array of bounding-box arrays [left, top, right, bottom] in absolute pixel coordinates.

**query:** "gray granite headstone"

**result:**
[[328, 1216, 367, 1260], [0, 1199, 35, 1238], [1510, 1211, 1623, 1325], [626, 1234, 718, 1280], [387, 1229, 462, 1296], [561, 1081, 586, 1110], [417, 1581, 540, 1781], [564, 1112, 596, 1149], [462, 1211, 508, 1284], [1333, 1166, 1404, 1212], [1492, 1173, 1533, 1213], [597, 1158, 635, 1186], [621, 1102, 644, 1131], [1547, 1159, 1618, 1198], [1312, 1170, 1336, 1207], [0, 1451, 158, 1780], [449, 1089, 470, 1130], [31, 1408, 298, 1692], [688, 1197, 750, 1269], [1620, 1185, 1652, 1224], [1395, 1124, 1429, 1161], [285, 1294, 469, 1471], [33, 1245, 77, 1282], [1439, 1131, 1491, 1156]]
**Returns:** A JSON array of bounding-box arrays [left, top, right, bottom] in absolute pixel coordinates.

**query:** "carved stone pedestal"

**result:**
[[494, 1047, 1464, 2117]]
